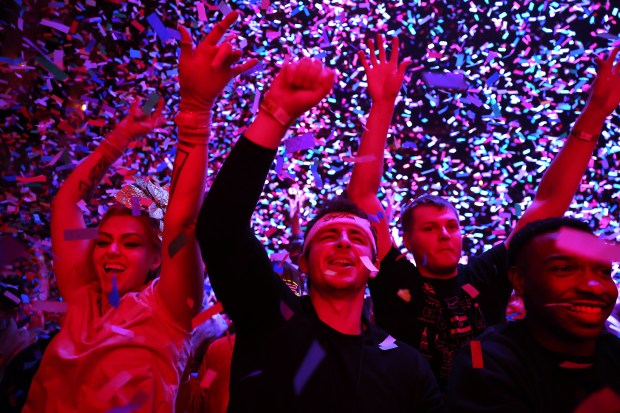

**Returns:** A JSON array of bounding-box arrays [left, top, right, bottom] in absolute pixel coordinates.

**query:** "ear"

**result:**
[[298, 254, 309, 275], [149, 252, 162, 272], [508, 265, 525, 296], [402, 231, 413, 252]]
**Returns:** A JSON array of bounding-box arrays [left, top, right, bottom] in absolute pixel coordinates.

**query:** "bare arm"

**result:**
[[52, 101, 164, 300], [156, 10, 258, 329], [346, 35, 411, 260], [508, 48, 620, 246]]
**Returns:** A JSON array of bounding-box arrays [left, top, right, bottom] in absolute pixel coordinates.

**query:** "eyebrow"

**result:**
[[97, 232, 145, 240]]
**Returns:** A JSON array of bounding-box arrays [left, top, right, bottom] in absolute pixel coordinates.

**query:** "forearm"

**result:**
[[56, 141, 120, 206], [165, 141, 209, 229], [197, 135, 277, 242], [347, 99, 396, 200], [534, 105, 604, 207]]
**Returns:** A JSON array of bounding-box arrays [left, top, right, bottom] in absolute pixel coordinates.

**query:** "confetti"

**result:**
[[360, 256, 379, 277], [108, 275, 120, 308], [192, 301, 224, 329], [421, 72, 468, 90], [379, 335, 398, 350], [141, 92, 160, 115], [280, 299, 294, 320], [555, 227, 620, 263], [470, 340, 484, 369], [200, 369, 218, 389], [397, 289, 411, 303], [461, 283, 480, 299], [4, 0, 620, 334], [294, 340, 325, 396], [63, 228, 99, 241]]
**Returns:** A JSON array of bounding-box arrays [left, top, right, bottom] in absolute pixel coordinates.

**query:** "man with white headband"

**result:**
[[196, 55, 443, 412]]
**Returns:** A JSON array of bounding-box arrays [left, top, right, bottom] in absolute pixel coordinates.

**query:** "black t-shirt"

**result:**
[[369, 244, 511, 389], [447, 321, 620, 412], [196, 137, 445, 413]]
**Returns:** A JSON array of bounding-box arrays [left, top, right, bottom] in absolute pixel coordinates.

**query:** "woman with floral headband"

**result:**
[[23, 11, 256, 412]]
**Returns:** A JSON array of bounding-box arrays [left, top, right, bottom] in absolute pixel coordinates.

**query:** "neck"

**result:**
[[309, 290, 365, 335], [526, 318, 597, 357], [417, 265, 457, 279]]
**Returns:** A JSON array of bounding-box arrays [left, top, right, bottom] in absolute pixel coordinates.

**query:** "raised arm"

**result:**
[[196, 58, 334, 326], [508, 48, 620, 246], [51, 100, 164, 301], [156, 10, 257, 329], [346, 35, 411, 260]]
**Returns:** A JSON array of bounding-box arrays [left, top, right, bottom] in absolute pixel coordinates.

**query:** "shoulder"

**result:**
[[454, 322, 532, 369], [377, 246, 417, 279]]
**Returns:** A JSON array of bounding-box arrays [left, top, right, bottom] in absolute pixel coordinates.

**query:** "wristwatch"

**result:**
[[569, 129, 597, 142]]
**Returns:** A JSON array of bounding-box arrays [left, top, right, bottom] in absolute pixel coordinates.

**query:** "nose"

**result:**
[[107, 241, 121, 255], [439, 226, 450, 239], [576, 268, 609, 295], [336, 232, 352, 249]]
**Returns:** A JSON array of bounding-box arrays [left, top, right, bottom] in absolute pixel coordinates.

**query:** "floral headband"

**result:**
[[114, 177, 169, 237]]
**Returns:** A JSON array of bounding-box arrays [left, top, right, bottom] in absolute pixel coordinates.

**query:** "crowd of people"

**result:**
[[2, 8, 620, 413]]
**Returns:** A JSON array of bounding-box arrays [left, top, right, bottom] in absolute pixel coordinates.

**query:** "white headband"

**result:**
[[302, 212, 377, 255]]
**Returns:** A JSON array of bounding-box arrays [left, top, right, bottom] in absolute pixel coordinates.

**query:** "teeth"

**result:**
[[105, 264, 126, 272], [571, 306, 602, 314], [332, 260, 352, 267]]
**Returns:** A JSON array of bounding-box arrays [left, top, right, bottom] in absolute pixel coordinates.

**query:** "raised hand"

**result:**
[[178, 10, 258, 111], [585, 47, 620, 117], [264, 57, 335, 120], [358, 35, 411, 103], [114, 97, 166, 141]]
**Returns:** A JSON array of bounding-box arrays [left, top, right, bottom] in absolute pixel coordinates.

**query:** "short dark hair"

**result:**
[[507, 217, 593, 268], [303, 195, 377, 261], [400, 194, 459, 235]]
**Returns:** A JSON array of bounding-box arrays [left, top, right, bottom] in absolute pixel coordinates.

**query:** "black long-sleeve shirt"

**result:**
[[196, 136, 444, 413]]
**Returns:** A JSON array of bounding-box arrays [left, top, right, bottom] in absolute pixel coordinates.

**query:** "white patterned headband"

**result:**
[[302, 212, 377, 256]]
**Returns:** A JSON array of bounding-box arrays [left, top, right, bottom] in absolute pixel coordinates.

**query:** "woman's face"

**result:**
[[92, 215, 161, 296]]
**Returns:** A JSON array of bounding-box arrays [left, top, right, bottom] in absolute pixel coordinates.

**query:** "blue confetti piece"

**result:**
[[275, 155, 284, 175], [218, 1, 232, 15], [294, 340, 325, 396], [141, 92, 160, 115], [486, 71, 500, 87], [310, 164, 323, 189], [108, 276, 120, 308], [146, 12, 170, 45], [131, 197, 140, 216]]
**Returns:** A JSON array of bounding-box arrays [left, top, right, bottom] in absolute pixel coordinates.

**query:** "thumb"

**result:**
[[317, 68, 336, 97]]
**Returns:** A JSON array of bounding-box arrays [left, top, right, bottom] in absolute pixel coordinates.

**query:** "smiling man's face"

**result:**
[[512, 230, 617, 345]]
